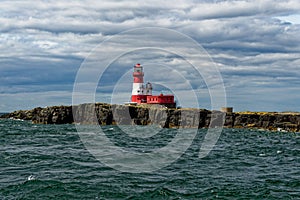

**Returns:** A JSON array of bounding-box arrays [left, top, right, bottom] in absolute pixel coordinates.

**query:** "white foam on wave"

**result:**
[[27, 175, 35, 181]]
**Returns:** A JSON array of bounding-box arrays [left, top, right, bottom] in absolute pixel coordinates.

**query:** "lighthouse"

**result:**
[[130, 63, 176, 108], [131, 63, 149, 103]]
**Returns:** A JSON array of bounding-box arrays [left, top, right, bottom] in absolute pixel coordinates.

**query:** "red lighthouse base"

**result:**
[[131, 95, 148, 104], [146, 94, 176, 108], [131, 94, 176, 108]]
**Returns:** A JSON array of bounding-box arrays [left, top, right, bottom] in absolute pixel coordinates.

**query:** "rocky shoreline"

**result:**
[[1, 103, 299, 132]]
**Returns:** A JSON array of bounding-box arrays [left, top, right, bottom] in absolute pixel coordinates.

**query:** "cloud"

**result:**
[[0, 91, 73, 112], [188, 0, 300, 20], [277, 14, 300, 24], [0, 0, 300, 111]]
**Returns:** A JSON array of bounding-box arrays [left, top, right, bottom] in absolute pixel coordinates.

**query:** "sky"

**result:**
[[0, 0, 300, 112]]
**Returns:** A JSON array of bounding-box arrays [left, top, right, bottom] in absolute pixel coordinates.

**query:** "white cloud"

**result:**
[[277, 14, 300, 24]]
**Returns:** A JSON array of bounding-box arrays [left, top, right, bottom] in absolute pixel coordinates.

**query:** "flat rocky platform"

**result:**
[[1, 103, 299, 132]]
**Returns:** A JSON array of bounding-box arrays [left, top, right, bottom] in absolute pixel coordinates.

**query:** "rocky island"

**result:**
[[1, 103, 299, 132]]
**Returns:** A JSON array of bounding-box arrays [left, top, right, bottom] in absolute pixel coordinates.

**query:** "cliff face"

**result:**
[[1, 103, 299, 132], [1, 106, 74, 124]]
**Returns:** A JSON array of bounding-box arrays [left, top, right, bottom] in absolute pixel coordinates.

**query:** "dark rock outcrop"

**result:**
[[1, 103, 299, 132]]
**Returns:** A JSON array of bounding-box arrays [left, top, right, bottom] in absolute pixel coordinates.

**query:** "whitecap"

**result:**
[[27, 175, 35, 181]]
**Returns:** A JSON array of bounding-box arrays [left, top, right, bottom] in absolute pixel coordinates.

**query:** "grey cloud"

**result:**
[[0, 0, 300, 111], [188, 0, 300, 20]]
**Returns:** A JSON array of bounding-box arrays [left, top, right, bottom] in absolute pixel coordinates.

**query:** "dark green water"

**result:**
[[0, 119, 299, 199]]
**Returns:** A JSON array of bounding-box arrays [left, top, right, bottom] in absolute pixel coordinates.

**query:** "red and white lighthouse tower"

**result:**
[[131, 63, 148, 103], [130, 63, 175, 107]]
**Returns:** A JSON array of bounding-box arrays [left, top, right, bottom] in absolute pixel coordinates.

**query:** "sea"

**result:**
[[0, 118, 299, 199]]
